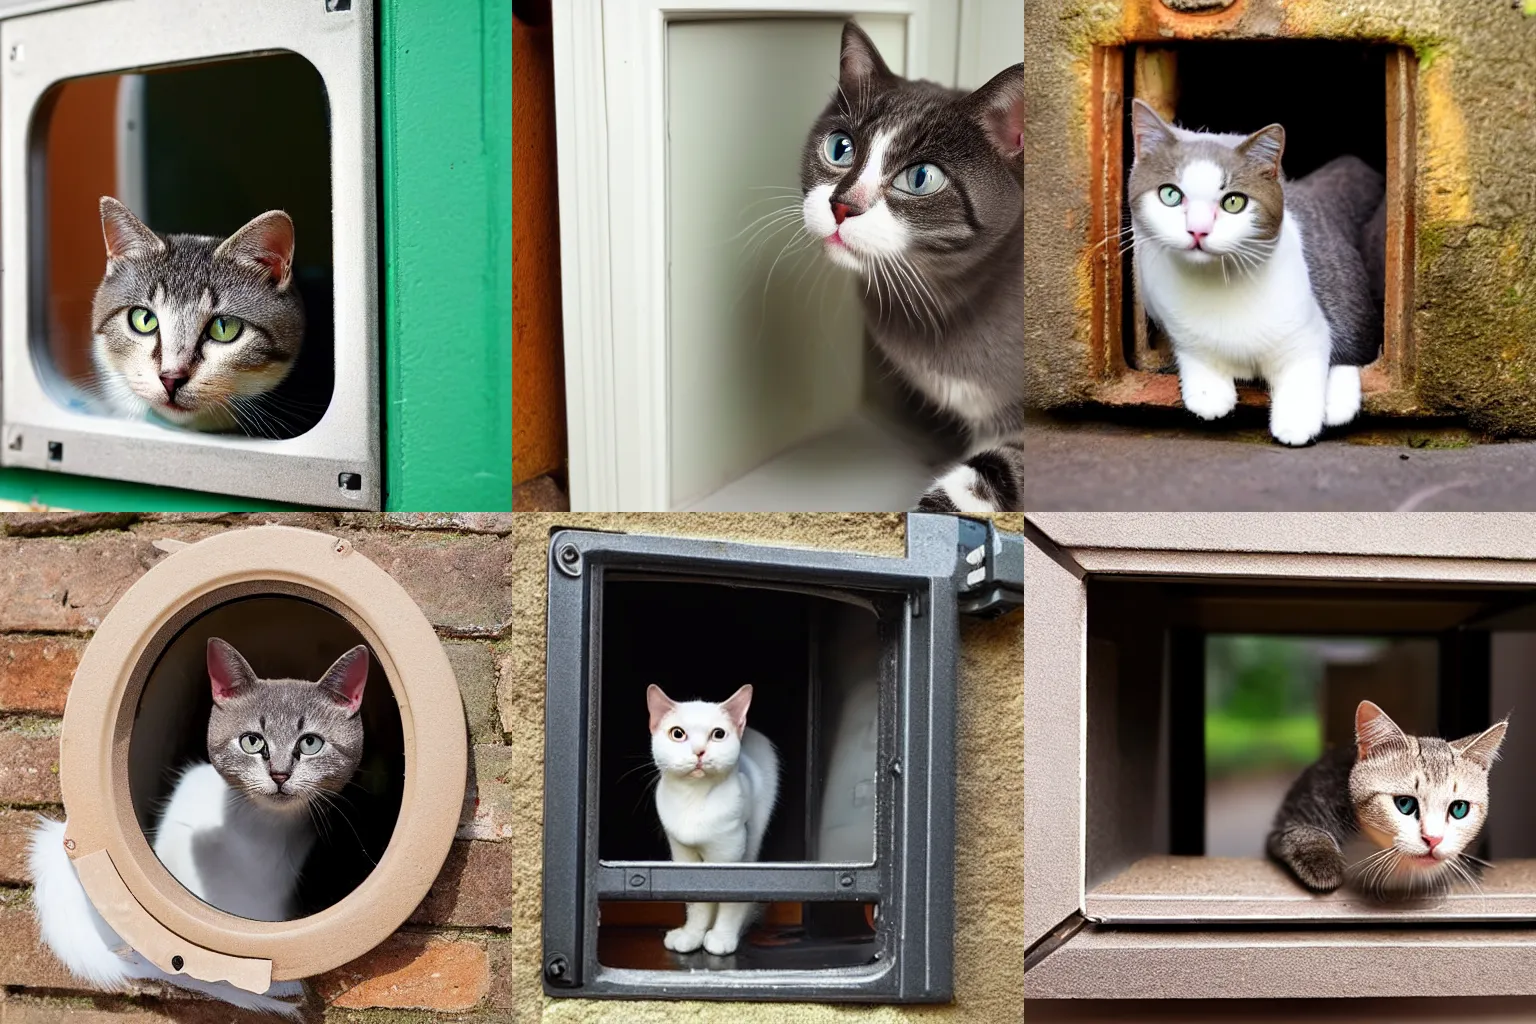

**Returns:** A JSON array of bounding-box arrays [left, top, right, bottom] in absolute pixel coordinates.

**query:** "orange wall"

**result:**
[[512, 3, 567, 484]]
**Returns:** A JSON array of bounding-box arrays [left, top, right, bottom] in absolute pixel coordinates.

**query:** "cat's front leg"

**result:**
[[1174, 351, 1238, 422], [663, 840, 715, 953], [1266, 350, 1329, 447], [699, 831, 751, 956]]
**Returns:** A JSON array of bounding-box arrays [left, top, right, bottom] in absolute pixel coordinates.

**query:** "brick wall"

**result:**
[[0, 512, 515, 1023]]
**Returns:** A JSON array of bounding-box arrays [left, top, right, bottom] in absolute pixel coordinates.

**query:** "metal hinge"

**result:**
[[955, 517, 1023, 618]]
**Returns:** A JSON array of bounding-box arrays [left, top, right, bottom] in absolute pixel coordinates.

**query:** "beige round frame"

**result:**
[[59, 525, 466, 992]]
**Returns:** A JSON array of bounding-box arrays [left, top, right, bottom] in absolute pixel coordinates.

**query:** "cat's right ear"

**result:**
[[207, 638, 256, 706], [646, 685, 676, 734], [839, 21, 894, 93], [1236, 124, 1286, 180], [99, 197, 164, 263], [1129, 99, 1175, 160], [970, 63, 1024, 178], [1355, 700, 1409, 760], [318, 645, 370, 716], [216, 211, 296, 292]]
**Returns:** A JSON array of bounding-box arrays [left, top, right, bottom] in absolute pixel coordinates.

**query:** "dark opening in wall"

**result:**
[[34, 52, 333, 439], [129, 594, 403, 920], [596, 900, 879, 971]]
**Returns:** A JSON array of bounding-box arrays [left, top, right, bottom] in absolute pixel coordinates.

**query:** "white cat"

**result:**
[[647, 683, 780, 956], [28, 638, 370, 1018]]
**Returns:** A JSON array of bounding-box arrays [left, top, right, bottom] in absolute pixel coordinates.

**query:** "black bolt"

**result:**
[[890, 759, 903, 776], [47, 442, 62, 462], [338, 472, 362, 491], [629, 874, 646, 888], [545, 954, 569, 979], [171, 955, 184, 971], [559, 544, 579, 565], [839, 872, 855, 888]]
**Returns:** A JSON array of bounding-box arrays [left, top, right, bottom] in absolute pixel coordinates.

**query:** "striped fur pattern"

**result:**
[[916, 436, 1022, 513], [1268, 700, 1506, 896]]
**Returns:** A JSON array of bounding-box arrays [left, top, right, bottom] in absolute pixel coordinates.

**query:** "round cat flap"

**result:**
[[56, 525, 466, 981]]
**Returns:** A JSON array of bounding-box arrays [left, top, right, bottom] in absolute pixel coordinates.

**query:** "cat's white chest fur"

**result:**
[[152, 763, 315, 922], [655, 727, 778, 859]]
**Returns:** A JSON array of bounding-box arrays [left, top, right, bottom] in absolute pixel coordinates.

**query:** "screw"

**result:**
[[545, 954, 569, 980], [9, 43, 22, 62], [559, 544, 579, 564], [171, 955, 184, 971], [890, 759, 902, 776], [325, 0, 352, 10], [62, 838, 75, 851], [47, 441, 62, 462], [629, 873, 646, 888], [338, 472, 362, 491], [6, 434, 20, 451], [333, 539, 351, 555], [839, 872, 855, 889]]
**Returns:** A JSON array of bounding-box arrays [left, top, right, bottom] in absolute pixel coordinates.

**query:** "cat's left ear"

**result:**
[[1452, 719, 1509, 771], [207, 638, 257, 706], [720, 684, 753, 735], [318, 645, 369, 715], [1236, 124, 1286, 180], [969, 63, 1024, 177], [216, 210, 296, 291]]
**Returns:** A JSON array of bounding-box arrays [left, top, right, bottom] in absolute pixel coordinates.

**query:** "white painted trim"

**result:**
[[554, 0, 931, 511]]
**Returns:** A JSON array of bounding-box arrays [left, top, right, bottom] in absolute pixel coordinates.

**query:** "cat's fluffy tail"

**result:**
[[917, 440, 1023, 513], [27, 816, 306, 1018]]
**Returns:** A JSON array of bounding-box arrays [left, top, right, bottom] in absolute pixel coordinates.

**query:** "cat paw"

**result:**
[[664, 927, 706, 953], [702, 928, 741, 956], [1269, 408, 1323, 447], [916, 466, 995, 514], [1289, 848, 1346, 892], [1324, 365, 1361, 427], [1179, 376, 1238, 421]]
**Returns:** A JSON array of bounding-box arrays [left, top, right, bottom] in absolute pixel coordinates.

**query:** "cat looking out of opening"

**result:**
[[87, 196, 309, 438], [800, 23, 1024, 512], [647, 683, 780, 956], [1128, 100, 1386, 446], [28, 638, 370, 1017], [1269, 700, 1506, 895]]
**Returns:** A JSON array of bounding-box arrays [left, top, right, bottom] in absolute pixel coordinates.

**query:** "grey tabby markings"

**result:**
[[802, 23, 1023, 510], [207, 637, 367, 811], [1268, 700, 1506, 895], [1128, 102, 1385, 367], [91, 197, 308, 437]]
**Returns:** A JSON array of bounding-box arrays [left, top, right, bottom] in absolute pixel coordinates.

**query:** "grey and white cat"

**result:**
[[800, 23, 1023, 512], [648, 684, 780, 956], [1129, 100, 1385, 446], [28, 638, 369, 1017], [1268, 700, 1507, 895], [89, 196, 306, 437]]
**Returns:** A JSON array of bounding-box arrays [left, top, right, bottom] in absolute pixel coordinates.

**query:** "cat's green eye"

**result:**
[[207, 316, 243, 343], [894, 163, 947, 197], [710, 728, 726, 741], [1157, 185, 1183, 207], [128, 307, 158, 335], [239, 733, 266, 755], [824, 131, 855, 167], [1450, 799, 1471, 820], [1394, 795, 1419, 817], [1221, 192, 1249, 214], [297, 733, 324, 756], [669, 726, 686, 741]]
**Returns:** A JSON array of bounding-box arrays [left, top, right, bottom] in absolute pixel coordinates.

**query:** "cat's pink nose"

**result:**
[[832, 201, 862, 224], [1188, 230, 1208, 247], [269, 772, 290, 785], [160, 374, 187, 400], [1423, 834, 1443, 850]]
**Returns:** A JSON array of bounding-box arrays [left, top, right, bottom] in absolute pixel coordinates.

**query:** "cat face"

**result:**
[[90, 197, 305, 433], [206, 638, 368, 814], [800, 23, 1022, 278], [1348, 700, 1507, 891], [647, 684, 753, 780], [1127, 100, 1286, 268]]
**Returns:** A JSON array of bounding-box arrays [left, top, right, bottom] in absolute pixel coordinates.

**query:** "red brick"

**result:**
[[384, 513, 515, 534], [136, 513, 338, 531], [408, 841, 516, 929], [0, 809, 51, 886], [0, 513, 139, 538], [445, 641, 501, 745], [0, 535, 160, 633], [343, 533, 510, 638], [0, 637, 83, 715], [0, 734, 61, 805], [312, 933, 489, 1012]]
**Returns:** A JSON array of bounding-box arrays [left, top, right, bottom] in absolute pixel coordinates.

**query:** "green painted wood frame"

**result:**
[[0, 0, 512, 511]]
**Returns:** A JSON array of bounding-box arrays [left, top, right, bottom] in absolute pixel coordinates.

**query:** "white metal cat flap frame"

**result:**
[[56, 526, 465, 988], [0, 0, 380, 508], [1025, 513, 1536, 1000]]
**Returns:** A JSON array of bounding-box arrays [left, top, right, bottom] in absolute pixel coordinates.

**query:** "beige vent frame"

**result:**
[[1025, 513, 1536, 1000], [57, 525, 467, 990]]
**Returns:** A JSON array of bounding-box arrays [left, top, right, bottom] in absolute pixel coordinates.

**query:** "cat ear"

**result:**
[[99, 196, 164, 262], [646, 685, 677, 734], [1236, 123, 1286, 179], [970, 63, 1024, 174], [720, 685, 753, 736], [318, 645, 369, 715], [1355, 700, 1409, 760], [1129, 99, 1176, 160], [1452, 719, 1508, 771], [839, 21, 894, 93], [215, 210, 296, 291], [207, 638, 257, 706]]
